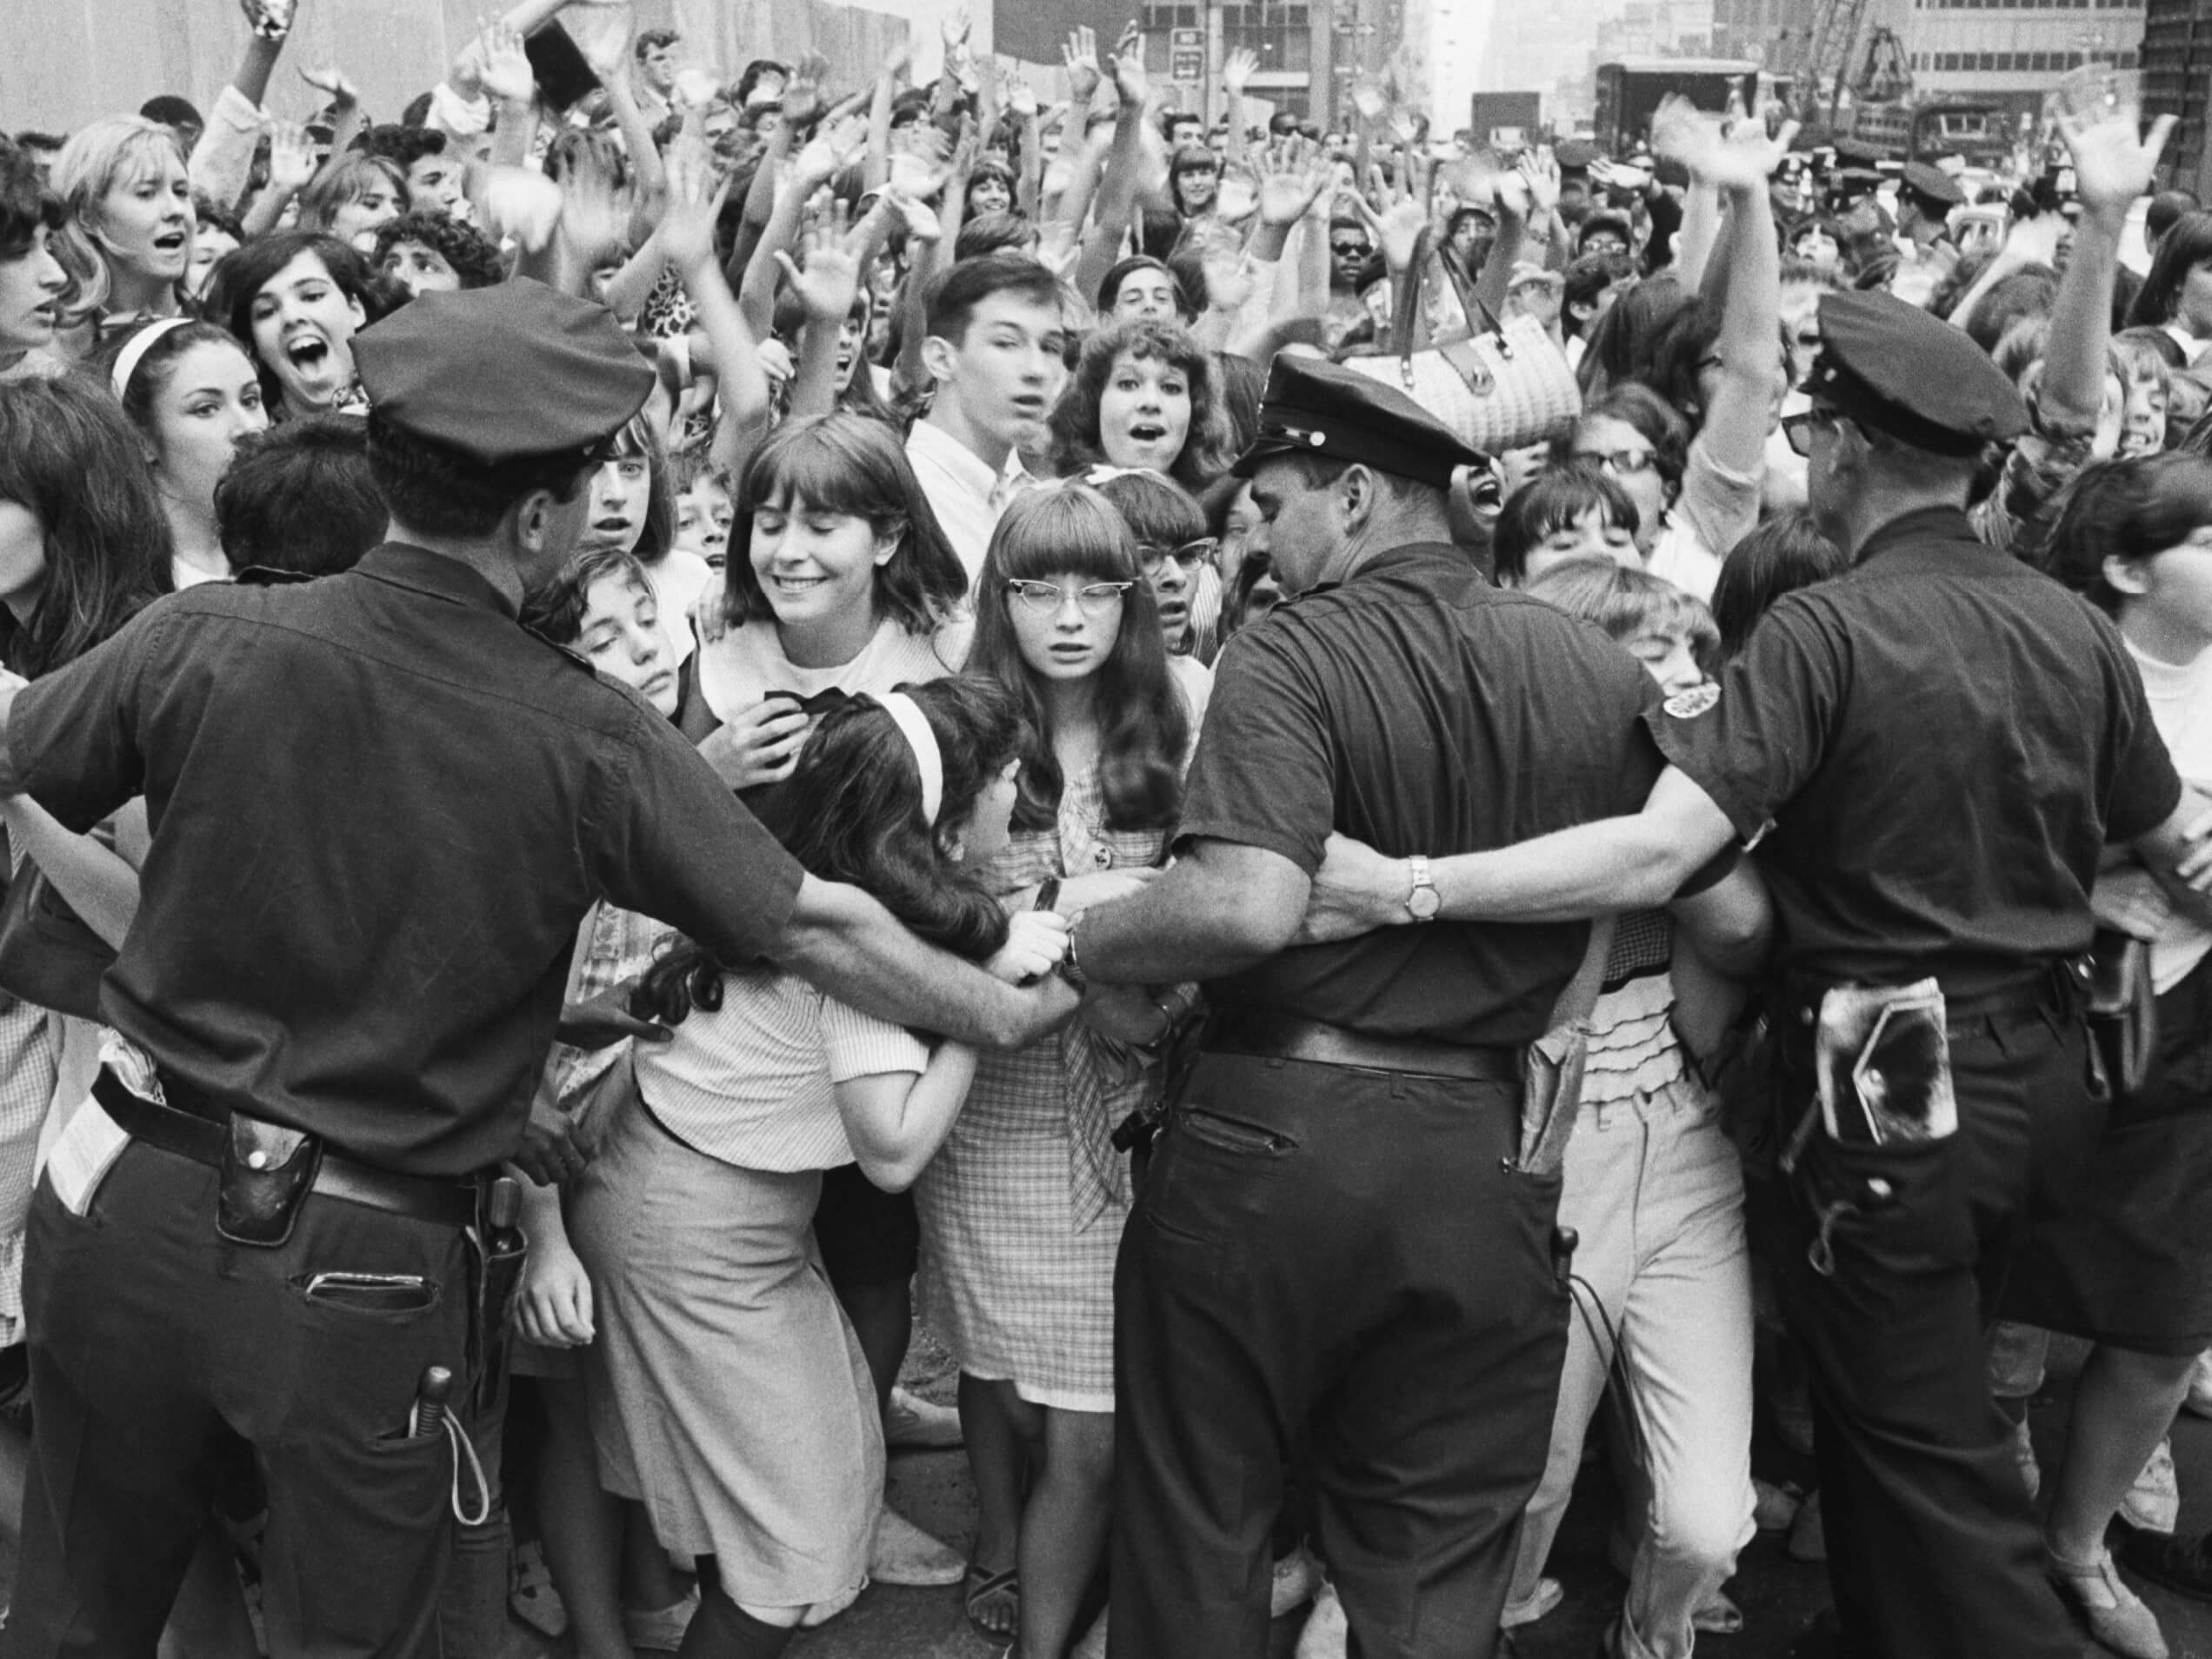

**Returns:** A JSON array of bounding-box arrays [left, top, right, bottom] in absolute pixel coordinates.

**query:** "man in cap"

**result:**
[[1296, 283, 2212, 1659], [1888, 159, 1965, 305], [1061, 356, 1728, 1658], [0, 280, 1074, 1654]]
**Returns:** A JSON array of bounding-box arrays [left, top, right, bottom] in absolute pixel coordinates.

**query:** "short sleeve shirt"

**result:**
[[7, 545, 806, 1176], [1177, 543, 1666, 1045], [1658, 507, 2181, 996]]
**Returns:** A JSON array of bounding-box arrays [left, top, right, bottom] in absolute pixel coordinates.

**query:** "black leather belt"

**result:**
[[92, 1069, 481, 1229], [1202, 1009, 1521, 1083]]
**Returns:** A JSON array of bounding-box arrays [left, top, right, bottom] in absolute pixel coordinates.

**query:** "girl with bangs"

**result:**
[[573, 409, 716, 666], [680, 410, 983, 1591], [51, 116, 196, 344], [688, 414, 971, 791], [920, 484, 1204, 1656], [202, 230, 381, 423], [1047, 317, 1236, 496], [569, 678, 1066, 1659]]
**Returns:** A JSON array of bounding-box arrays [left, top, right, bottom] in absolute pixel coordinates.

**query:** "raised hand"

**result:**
[[1352, 80, 1387, 124], [1522, 147, 1561, 215], [1109, 22, 1148, 108], [297, 63, 360, 107], [943, 3, 972, 49], [2062, 99, 2177, 224], [475, 14, 536, 107], [1223, 46, 1258, 96], [1648, 94, 1722, 175], [1709, 109, 1798, 192], [1256, 137, 1329, 227], [563, 0, 636, 86], [886, 185, 944, 245], [264, 120, 319, 196], [774, 196, 863, 323], [781, 50, 830, 129], [1005, 67, 1040, 118], [657, 135, 729, 271], [1063, 25, 1102, 104], [794, 112, 868, 189]]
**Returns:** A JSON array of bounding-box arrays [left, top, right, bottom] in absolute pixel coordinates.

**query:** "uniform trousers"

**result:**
[[1108, 1050, 1567, 1659], [4, 1141, 471, 1659], [1772, 1003, 2104, 1659]]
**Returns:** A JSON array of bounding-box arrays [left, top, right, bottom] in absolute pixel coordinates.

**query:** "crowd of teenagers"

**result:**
[[10, 3, 2212, 1659]]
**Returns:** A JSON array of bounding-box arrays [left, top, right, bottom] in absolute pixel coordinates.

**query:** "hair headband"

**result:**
[[874, 691, 943, 826], [110, 316, 191, 400]]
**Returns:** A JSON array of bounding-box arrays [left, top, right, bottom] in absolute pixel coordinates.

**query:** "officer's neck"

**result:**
[[385, 518, 530, 612], [1824, 474, 1969, 563], [1319, 497, 1455, 585]]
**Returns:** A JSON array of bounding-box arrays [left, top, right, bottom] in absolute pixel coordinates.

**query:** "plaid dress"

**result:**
[[915, 765, 1171, 1412]]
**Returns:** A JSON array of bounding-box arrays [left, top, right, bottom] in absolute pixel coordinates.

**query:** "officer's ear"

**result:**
[[1336, 463, 1378, 532], [2102, 552, 2154, 598]]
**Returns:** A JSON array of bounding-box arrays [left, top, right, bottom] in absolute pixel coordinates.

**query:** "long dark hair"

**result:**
[[0, 377, 174, 677], [202, 230, 382, 407], [966, 484, 1188, 833], [1048, 317, 1236, 493], [2128, 211, 2212, 331], [636, 676, 1023, 1020], [725, 413, 967, 634], [2042, 453, 2212, 615]]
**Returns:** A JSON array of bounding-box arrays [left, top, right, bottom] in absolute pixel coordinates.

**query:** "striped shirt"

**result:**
[[633, 969, 930, 1172]]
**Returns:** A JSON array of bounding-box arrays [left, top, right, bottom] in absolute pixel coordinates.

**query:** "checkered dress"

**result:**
[[914, 766, 1170, 1413]]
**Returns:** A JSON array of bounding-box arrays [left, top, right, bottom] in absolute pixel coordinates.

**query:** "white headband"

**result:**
[[875, 692, 943, 826], [110, 317, 192, 400]]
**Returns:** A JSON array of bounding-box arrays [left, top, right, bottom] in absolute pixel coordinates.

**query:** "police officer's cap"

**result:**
[[1830, 137, 1884, 169], [1901, 161, 1964, 208], [1232, 355, 1486, 490], [354, 279, 656, 466], [1554, 139, 1600, 173], [1808, 290, 2026, 456]]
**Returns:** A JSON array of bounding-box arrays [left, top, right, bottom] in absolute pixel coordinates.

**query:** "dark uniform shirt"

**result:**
[[8, 544, 805, 1176], [1659, 507, 2182, 997], [1176, 543, 1664, 1045]]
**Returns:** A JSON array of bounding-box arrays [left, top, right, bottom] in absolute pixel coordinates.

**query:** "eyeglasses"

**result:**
[[1781, 408, 1845, 457], [1006, 579, 1135, 616], [1137, 537, 1219, 572], [1573, 445, 1658, 476], [1329, 241, 1369, 257]]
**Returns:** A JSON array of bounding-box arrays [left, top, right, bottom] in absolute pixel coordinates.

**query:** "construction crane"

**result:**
[[1792, 0, 1869, 126]]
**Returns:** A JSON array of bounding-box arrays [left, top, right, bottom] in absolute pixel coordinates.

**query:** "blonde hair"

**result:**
[[52, 115, 187, 316]]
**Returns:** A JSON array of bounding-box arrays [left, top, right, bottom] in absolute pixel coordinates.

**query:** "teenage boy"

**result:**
[[907, 256, 1068, 587]]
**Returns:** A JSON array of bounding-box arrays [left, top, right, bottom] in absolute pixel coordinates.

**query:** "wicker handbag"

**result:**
[[1343, 227, 1582, 454]]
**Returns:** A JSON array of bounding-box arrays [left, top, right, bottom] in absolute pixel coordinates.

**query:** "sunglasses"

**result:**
[[1573, 445, 1657, 476], [1781, 408, 1845, 457]]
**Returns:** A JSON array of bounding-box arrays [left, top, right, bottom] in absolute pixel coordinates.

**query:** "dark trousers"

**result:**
[[1773, 1008, 2105, 1659], [1108, 1052, 1567, 1659], [4, 1142, 472, 1659]]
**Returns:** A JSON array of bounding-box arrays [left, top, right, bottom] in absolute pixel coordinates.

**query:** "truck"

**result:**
[[1855, 100, 2012, 168], [1467, 90, 1542, 150], [1591, 57, 1762, 153]]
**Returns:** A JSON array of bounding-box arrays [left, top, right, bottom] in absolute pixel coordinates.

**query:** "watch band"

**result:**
[[1407, 854, 1440, 923]]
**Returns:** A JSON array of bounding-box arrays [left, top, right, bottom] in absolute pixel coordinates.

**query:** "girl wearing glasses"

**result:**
[[1091, 468, 1223, 663], [921, 484, 1203, 1656]]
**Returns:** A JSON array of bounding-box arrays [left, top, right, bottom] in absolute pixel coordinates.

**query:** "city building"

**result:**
[[2142, 0, 2212, 197]]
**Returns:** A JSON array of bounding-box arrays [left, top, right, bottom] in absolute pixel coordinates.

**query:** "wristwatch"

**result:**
[[1404, 855, 1441, 923]]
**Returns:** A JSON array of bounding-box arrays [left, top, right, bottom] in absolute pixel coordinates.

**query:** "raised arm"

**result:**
[[777, 199, 863, 419], [1072, 25, 1161, 303], [661, 138, 773, 483], [2041, 101, 2175, 430], [1684, 115, 1787, 485], [1222, 48, 1257, 169]]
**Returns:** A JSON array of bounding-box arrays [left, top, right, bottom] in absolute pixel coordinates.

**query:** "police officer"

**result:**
[[1888, 161, 1965, 306], [0, 280, 1073, 1655], [1302, 289, 2208, 1659], [1062, 356, 1742, 1659]]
